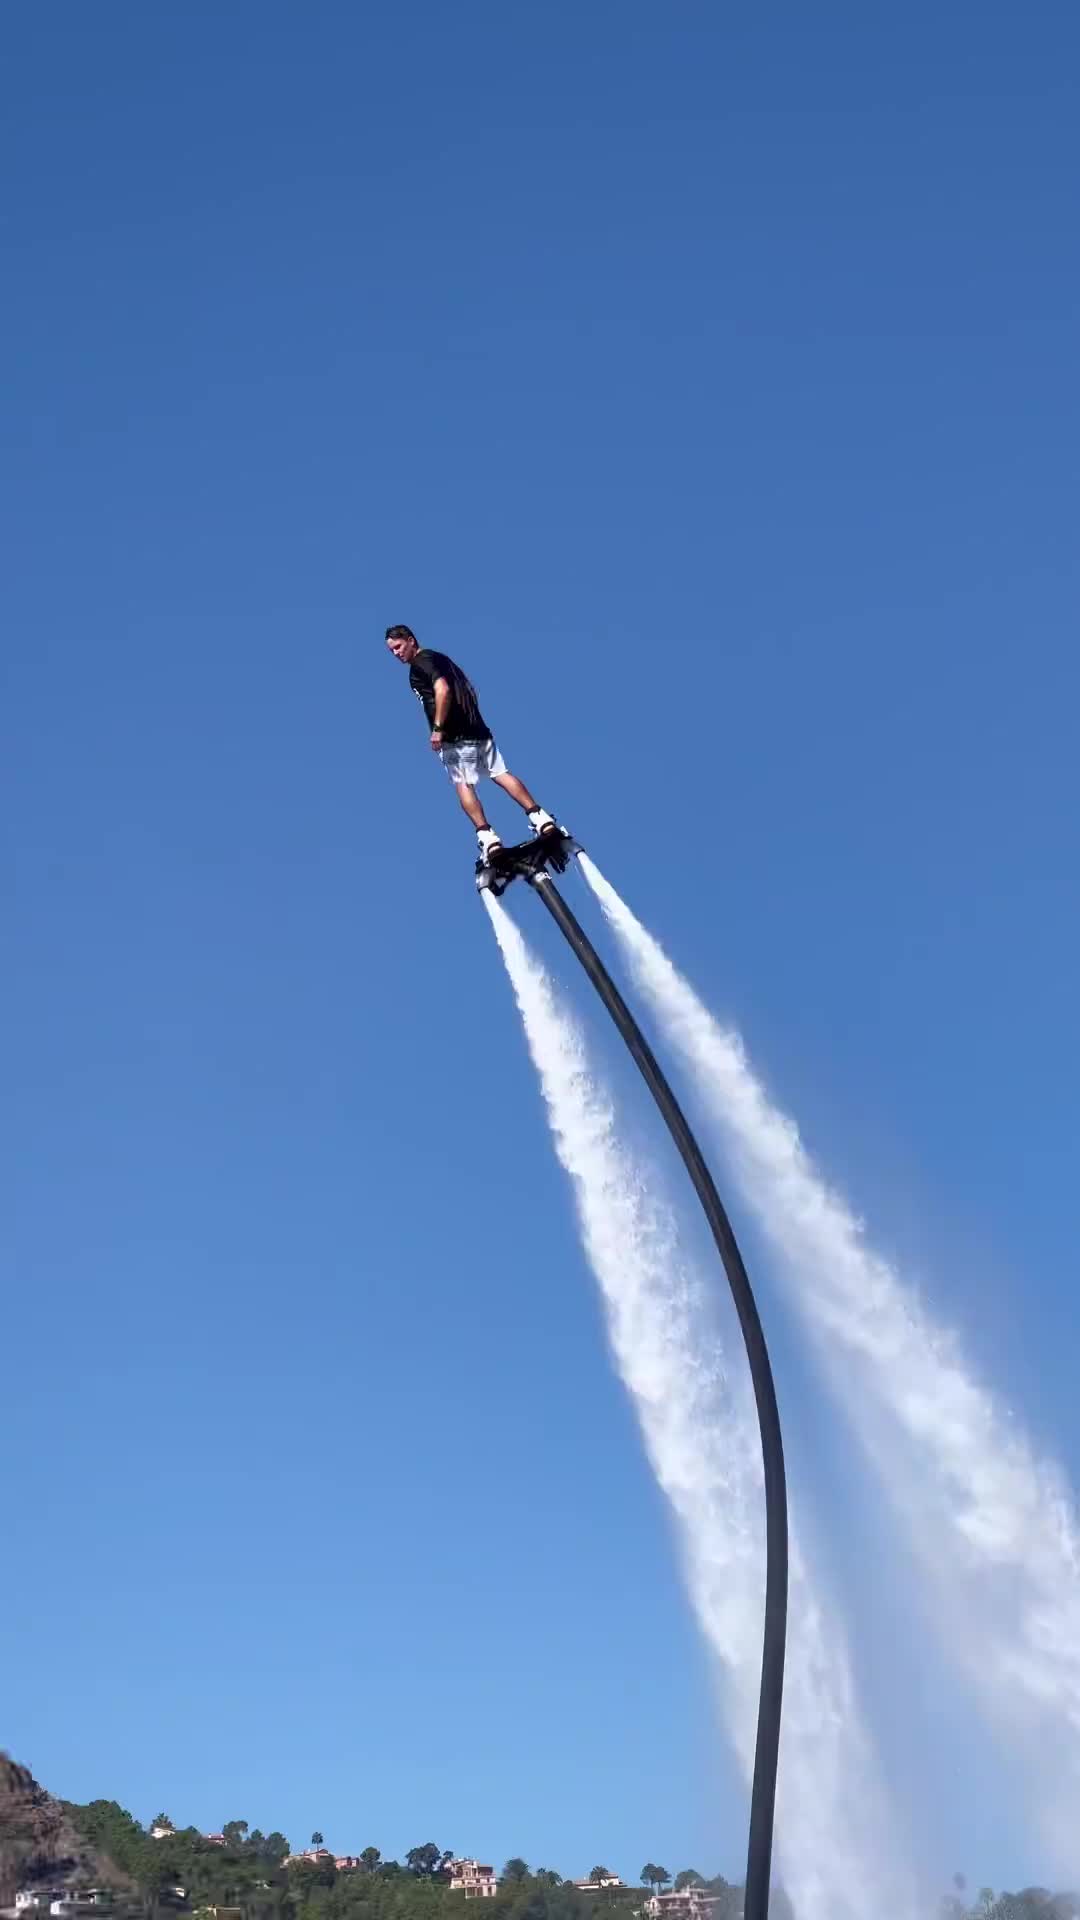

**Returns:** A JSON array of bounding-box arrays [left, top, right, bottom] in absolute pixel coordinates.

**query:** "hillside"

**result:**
[[3, 1757, 1077, 1920], [0, 1754, 129, 1909]]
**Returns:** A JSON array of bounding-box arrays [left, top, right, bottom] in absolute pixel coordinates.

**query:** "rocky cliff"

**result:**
[[0, 1756, 123, 1909]]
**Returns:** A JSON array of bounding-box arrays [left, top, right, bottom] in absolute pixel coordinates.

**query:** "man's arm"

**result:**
[[430, 676, 452, 745]]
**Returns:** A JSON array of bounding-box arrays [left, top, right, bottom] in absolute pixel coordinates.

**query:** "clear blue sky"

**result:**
[[4, 0, 1078, 1894]]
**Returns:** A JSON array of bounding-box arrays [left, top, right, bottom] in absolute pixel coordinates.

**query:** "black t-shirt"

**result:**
[[408, 649, 491, 744]]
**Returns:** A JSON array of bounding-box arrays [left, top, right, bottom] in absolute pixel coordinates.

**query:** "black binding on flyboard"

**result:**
[[474, 830, 580, 897]]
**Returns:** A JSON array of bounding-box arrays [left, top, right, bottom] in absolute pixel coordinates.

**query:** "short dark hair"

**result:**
[[385, 623, 416, 642]]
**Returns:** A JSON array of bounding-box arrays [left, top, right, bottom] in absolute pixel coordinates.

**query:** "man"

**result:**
[[385, 624, 563, 864]]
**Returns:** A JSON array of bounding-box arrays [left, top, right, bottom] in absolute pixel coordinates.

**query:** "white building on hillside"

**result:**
[[448, 1862, 498, 1899], [645, 1892, 716, 1920]]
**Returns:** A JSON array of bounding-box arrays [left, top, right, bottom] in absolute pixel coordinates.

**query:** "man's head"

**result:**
[[385, 623, 419, 664]]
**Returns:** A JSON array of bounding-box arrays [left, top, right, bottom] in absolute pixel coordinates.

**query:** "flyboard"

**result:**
[[474, 828, 580, 897]]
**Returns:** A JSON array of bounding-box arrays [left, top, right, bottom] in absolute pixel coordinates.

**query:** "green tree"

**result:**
[[406, 1846, 444, 1880], [589, 1870, 615, 1888], [222, 1823, 250, 1852], [312, 1834, 325, 1850], [641, 1868, 666, 1895], [66, 1801, 147, 1878], [505, 1863, 531, 1886], [706, 1877, 740, 1920], [674, 1876, 705, 1893], [360, 1850, 381, 1875], [139, 1847, 185, 1920], [535, 1872, 563, 1888], [151, 1816, 174, 1834]]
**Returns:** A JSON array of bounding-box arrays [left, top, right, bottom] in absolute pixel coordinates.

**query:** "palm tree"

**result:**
[[310, 1834, 324, 1852], [590, 1869, 615, 1888]]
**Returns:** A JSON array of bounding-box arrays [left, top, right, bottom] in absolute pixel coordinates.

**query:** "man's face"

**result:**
[[386, 633, 418, 664]]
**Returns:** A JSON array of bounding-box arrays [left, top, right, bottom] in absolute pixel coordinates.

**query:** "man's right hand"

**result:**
[[430, 728, 444, 750]]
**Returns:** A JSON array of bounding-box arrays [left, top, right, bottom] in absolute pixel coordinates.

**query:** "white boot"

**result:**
[[527, 807, 559, 837], [476, 827, 503, 865]]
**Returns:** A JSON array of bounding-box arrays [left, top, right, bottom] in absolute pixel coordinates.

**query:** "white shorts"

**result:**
[[439, 737, 507, 786]]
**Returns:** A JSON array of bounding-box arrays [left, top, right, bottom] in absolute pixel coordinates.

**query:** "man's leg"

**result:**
[[444, 746, 502, 863], [493, 770, 540, 813], [454, 780, 491, 831], [493, 769, 559, 836], [454, 779, 503, 863]]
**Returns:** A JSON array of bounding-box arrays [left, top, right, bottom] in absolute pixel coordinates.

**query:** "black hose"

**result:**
[[528, 872, 788, 1920]]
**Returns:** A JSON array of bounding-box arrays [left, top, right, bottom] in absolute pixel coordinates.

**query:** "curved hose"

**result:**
[[529, 873, 788, 1920]]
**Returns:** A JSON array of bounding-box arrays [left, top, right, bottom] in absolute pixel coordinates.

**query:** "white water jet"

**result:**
[[483, 893, 913, 1920], [580, 854, 1080, 1869]]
